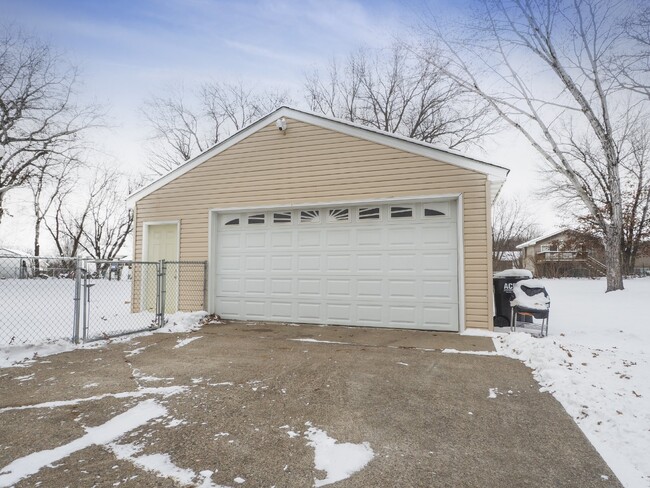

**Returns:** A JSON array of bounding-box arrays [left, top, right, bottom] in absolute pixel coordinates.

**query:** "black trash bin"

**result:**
[[493, 269, 533, 328]]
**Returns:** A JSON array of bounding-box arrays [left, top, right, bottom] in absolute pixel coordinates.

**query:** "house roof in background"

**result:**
[[126, 106, 510, 207], [516, 229, 568, 249]]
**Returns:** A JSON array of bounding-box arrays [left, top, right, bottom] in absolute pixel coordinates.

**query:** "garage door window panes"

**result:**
[[225, 217, 240, 226], [273, 212, 292, 223], [248, 214, 265, 224], [358, 207, 380, 220], [328, 209, 349, 222], [390, 206, 413, 218], [300, 210, 320, 223]]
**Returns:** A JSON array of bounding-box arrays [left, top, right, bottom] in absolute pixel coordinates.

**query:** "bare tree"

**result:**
[[420, 0, 635, 291], [27, 153, 78, 272], [492, 195, 539, 270], [78, 171, 135, 270], [305, 45, 498, 149], [613, 5, 650, 100], [44, 169, 134, 268], [564, 121, 650, 274], [0, 26, 99, 224], [143, 81, 291, 175]]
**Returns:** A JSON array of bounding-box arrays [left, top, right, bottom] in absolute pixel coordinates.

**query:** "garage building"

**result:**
[[127, 107, 508, 332]]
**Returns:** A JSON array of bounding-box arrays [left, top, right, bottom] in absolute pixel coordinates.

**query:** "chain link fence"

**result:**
[[0, 255, 207, 346]]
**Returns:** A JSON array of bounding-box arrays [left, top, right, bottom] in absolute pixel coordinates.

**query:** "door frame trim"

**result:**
[[207, 195, 464, 331], [142, 220, 181, 261]]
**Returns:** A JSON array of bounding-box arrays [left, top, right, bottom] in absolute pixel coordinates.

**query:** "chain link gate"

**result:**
[[0, 255, 207, 346]]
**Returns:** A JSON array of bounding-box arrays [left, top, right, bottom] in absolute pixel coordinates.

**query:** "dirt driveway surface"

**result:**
[[0, 321, 621, 487]]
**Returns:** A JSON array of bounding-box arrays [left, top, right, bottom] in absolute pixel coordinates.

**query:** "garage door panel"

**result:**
[[357, 279, 383, 299], [298, 230, 321, 247], [297, 302, 321, 320], [357, 228, 383, 247], [215, 200, 459, 331], [388, 254, 417, 272], [218, 277, 241, 295], [270, 301, 293, 320], [297, 278, 321, 296], [271, 278, 293, 295], [327, 279, 351, 297], [422, 252, 457, 272], [245, 232, 266, 248], [271, 231, 293, 248], [271, 255, 292, 271], [245, 255, 266, 272], [423, 279, 458, 301], [244, 278, 266, 295], [298, 255, 320, 271], [357, 254, 383, 272]]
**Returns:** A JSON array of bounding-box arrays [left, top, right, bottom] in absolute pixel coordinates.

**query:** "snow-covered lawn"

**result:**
[[0, 278, 156, 345], [495, 277, 650, 488]]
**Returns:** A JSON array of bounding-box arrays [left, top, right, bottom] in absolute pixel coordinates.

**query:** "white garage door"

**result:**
[[214, 200, 459, 331]]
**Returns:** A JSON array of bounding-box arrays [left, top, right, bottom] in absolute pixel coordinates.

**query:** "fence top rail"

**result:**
[[0, 255, 80, 261], [82, 259, 159, 265], [165, 261, 208, 264]]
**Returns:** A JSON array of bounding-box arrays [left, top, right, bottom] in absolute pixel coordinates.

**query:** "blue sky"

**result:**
[[0, 0, 554, 250]]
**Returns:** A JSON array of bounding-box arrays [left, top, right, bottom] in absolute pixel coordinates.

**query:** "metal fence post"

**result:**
[[82, 265, 89, 343], [72, 257, 82, 344], [157, 259, 167, 327], [203, 261, 208, 311]]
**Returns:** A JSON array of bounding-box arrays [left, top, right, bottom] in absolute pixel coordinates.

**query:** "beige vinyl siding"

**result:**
[[134, 118, 493, 328]]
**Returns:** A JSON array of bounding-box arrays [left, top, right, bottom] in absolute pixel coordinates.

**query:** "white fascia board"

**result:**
[[127, 106, 509, 207], [515, 228, 568, 249]]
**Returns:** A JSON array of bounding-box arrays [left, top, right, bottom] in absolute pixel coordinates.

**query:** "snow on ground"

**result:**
[[496, 277, 650, 488], [0, 310, 209, 369], [303, 421, 375, 487], [0, 278, 158, 345], [0, 399, 168, 487]]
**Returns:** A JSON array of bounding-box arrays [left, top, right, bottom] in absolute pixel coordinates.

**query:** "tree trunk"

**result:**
[[604, 225, 624, 291], [34, 217, 41, 275]]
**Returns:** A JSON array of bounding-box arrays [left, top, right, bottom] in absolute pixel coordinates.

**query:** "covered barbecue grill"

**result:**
[[510, 279, 550, 337]]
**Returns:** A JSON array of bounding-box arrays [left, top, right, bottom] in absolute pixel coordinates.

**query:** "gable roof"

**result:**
[[127, 106, 509, 207], [516, 229, 568, 249]]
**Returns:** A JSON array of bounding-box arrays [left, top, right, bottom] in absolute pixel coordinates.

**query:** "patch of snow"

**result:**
[[303, 425, 374, 487], [441, 349, 498, 356], [0, 385, 187, 413], [82, 382, 99, 389], [0, 340, 76, 369], [397, 362, 408, 366], [233, 477, 245, 484], [0, 399, 166, 487], [488, 388, 498, 399], [156, 311, 208, 334], [289, 338, 352, 345], [125, 346, 149, 357], [493, 269, 533, 278], [13, 373, 35, 382], [286, 431, 300, 438], [174, 336, 203, 349], [495, 277, 650, 488]]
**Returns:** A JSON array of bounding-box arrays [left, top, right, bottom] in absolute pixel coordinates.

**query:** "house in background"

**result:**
[[127, 106, 509, 332], [517, 229, 606, 277]]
